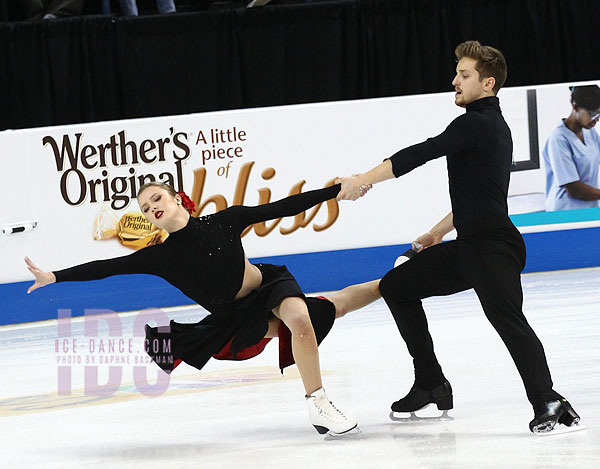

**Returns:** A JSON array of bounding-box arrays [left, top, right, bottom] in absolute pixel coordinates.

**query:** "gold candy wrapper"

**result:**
[[93, 204, 168, 250]]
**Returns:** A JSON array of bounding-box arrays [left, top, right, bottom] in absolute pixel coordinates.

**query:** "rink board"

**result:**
[[2, 224, 599, 326]]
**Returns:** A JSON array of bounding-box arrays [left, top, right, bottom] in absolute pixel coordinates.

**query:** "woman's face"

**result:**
[[575, 105, 600, 130], [137, 187, 180, 228]]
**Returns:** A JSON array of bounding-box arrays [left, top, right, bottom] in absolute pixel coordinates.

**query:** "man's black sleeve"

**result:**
[[387, 113, 489, 177]]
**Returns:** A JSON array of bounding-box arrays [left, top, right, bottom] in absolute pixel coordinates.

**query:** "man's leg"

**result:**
[[101, 0, 111, 14], [379, 241, 470, 388], [46, 0, 83, 16], [0, 0, 8, 21], [155, 0, 175, 14], [119, 0, 138, 15], [23, 0, 45, 19], [461, 241, 562, 405]]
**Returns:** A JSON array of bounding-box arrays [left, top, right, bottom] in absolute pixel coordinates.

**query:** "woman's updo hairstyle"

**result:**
[[137, 182, 196, 215], [138, 181, 177, 198]]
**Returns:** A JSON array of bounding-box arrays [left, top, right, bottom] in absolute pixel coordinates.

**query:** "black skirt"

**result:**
[[145, 263, 336, 374]]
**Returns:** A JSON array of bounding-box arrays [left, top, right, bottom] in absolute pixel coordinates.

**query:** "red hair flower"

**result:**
[[177, 191, 196, 215]]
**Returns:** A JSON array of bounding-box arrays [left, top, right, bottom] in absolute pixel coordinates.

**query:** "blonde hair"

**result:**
[[455, 40, 507, 94]]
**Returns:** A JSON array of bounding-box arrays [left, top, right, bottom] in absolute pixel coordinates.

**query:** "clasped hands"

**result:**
[[335, 175, 373, 201]]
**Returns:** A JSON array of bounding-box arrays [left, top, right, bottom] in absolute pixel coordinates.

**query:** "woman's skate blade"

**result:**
[[322, 425, 362, 439]]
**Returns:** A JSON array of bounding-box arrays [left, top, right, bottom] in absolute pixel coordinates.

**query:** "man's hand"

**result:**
[[413, 212, 454, 251], [25, 257, 56, 294], [413, 232, 443, 251], [335, 160, 393, 201], [336, 175, 371, 201]]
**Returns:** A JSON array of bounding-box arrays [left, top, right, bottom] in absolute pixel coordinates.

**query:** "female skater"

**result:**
[[26, 181, 367, 436]]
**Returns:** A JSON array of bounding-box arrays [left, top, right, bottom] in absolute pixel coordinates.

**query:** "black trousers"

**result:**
[[23, 0, 83, 19], [379, 237, 562, 406]]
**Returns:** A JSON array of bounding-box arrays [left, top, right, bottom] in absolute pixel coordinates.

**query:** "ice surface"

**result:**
[[1, 268, 599, 468]]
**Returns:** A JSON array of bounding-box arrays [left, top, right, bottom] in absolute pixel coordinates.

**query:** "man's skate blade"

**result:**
[[389, 409, 453, 423], [533, 423, 587, 436]]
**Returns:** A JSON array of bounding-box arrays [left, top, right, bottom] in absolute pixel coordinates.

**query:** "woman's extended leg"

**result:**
[[327, 279, 381, 319], [264, 279, 381, 338]]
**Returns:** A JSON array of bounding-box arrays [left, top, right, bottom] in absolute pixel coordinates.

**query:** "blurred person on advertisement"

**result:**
[[102, 0, 176, 15], [22, 0, 83, 19], [542, 85, 600, 211]]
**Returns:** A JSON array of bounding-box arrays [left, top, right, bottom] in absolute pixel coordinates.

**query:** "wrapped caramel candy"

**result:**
[[92, 203, 119, 240], [93, 204, 168, 249]]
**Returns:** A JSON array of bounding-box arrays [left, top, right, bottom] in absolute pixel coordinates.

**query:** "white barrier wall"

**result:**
[[1, 81, 598, 284]]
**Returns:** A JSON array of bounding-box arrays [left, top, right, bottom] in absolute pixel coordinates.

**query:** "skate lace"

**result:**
[[317, 398, 348, 422]]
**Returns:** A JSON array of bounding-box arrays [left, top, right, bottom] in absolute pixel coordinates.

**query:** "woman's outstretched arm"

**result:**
[[224, 183, 341, 232], [25, 257, 56, 294], [25, 247, 159, 294]]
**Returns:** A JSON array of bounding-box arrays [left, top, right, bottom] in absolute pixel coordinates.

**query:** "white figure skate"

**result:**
[[306, 388, 358, 436]]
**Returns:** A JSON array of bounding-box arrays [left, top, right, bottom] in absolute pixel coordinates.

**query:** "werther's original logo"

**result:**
[[44, 127, 189, 210]]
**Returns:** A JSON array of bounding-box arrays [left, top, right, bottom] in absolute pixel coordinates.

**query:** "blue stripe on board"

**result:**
[[2, 226, 600, 326], [510, 207, 600, 227]]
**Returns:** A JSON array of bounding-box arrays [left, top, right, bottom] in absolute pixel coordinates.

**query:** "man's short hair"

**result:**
[[571, 85, 600, 111], [455, 40, 507, 94]]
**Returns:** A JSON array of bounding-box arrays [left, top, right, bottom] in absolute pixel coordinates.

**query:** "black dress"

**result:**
[[54, 184, 341, 373]]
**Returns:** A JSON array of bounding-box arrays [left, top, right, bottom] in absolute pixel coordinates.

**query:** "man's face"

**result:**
[[451, 57, 493, 107]]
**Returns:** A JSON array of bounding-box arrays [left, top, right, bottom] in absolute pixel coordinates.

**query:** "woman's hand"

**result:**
[[335, 175, 372, 201], [25, 257, 56, 294]]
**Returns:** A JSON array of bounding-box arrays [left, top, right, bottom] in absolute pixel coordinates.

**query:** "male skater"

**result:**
[[337, 41, 581, 435]]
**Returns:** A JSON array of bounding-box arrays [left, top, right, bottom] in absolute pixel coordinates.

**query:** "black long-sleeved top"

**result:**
[[388, 96, 517, 239], [54, 184, 340, 310]]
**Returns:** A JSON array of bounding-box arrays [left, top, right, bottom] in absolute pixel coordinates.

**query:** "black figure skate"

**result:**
[[390, 380, 453, 422], [529, 399, 586, 436]]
